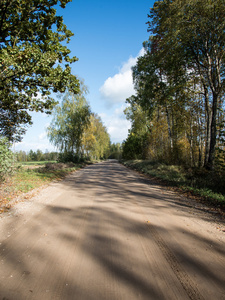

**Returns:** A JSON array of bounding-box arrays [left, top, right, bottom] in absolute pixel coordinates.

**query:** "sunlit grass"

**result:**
[[20, 161, 57, 166], [0, 162, 89, 212]]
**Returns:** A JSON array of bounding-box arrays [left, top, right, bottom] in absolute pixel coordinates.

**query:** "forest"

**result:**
[[122, 0, 225, 173]]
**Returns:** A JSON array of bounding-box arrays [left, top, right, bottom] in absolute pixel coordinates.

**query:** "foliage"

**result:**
[[13, 163, 84, 193], [16, 149, 58, 162], [147, 0, 225, 169], [82, 114, 110, 160], [0, 137, 15, 180], [108, 143, 122, 159], [0, 0, 79, 142], [48, 82, 111, 162], [124, 0, 225, 170], [122, 160, 225, 206], [57, 151, 88, 163], [216, 117, 225, 169], [47, 87, 91, 159], [122, 96, 152, 160], [122, 133, 150, 160]]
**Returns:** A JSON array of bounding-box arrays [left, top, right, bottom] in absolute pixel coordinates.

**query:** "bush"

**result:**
[[108, 151, 122, 160], [57, 151, 89, 163], [0, 137, 15, 181], [122, 133, 150, 160]]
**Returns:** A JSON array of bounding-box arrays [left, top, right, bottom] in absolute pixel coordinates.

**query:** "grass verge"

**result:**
[[122, 160, 225, 209], [0, 162, 90, 213], [20, 161, 57, 166]]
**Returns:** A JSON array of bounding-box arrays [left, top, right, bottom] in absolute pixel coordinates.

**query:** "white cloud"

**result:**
[[38, 132, 47, 141], [15, 124, 56, 152], [99, 49, 144, 107], [99, 104, 131, 143]]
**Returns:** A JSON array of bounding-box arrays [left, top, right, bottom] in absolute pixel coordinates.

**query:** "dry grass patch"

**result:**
[[0, 162, 89, 213]]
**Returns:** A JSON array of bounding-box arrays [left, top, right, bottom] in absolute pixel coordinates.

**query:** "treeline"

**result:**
[[15, 143, 122, 163], [16, 150, 58, 162], [47, 84, 112, 162], [122, 0, 225, 171]]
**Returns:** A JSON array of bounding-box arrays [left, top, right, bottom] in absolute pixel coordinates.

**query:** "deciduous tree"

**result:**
[[148, 0, 225, 169], [82, 114, 110, 160], [47, 86, 91, 160], [0, 0, 79, 141]]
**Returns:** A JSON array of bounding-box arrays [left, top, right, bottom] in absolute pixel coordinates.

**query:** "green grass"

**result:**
[[13, 168, 53, 193], [122, 160, 225, 207], [20, 161, 57, 166], [14, 162, 87, 192], [0, 162, 89, 210]]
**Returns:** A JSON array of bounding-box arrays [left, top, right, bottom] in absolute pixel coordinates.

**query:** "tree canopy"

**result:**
[[123, 0, 225, 169], [0, 0, 79, 142], [47, 88, 91, 159], [148, 0, 225, 169], [47, 85, 111, 162], [82, 113, 110, 160]]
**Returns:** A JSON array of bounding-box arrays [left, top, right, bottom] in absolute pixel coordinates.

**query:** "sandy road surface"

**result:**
[[0, 161, 225, 300]]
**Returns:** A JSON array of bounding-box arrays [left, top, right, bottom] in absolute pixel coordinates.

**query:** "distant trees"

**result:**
[[16, 149, 58, 162], [108, 143, 122, 159], [47, 85, 111, 162], [123, 96, 151, 160], [122, 0, 225, 169], [47, 87, 91, 162], [0, 0, 79, 142], [82, 114, 110, 160]]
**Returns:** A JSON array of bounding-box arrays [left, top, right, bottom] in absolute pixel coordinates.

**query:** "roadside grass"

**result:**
[[122, 160, 225, 208], [20, 161, 57, 166], [0, 162, 90, 213]]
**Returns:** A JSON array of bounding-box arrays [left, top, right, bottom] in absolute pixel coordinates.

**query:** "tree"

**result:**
[[36, 149, 43, 161], [47, 87, 91, 161], [122, 133, 150, 160], [0, 0, 79, 142], [126, 37, 209, 165], [108, 143, 122, 159], [82, 114, 110, 160], [0, 137, 15, 181], [125, 95, 152, 136], [16, 150, 27, 162], [28, 149, 38, 161], [148, 0, 225, 169]]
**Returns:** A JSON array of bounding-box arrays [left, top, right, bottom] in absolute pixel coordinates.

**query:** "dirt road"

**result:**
[[0, 161, 225, 300]]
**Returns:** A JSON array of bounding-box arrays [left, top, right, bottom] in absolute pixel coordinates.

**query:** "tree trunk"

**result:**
[[203, 85, 211, 168], [165, 105, 173, 149], [207, 92, 218, 170]]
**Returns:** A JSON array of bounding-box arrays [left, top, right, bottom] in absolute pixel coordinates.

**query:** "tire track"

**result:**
[[121, 165, 205, 300], [145, 220, 204, 300]]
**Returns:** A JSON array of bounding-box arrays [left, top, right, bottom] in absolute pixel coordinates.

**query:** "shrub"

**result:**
[[0, 137, 15, 181], [57, 151, 89, 163]]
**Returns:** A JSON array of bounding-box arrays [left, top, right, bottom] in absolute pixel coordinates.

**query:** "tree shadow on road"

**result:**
[[0, 161, 225, 299]]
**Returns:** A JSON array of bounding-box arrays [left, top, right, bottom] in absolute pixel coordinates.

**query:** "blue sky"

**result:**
[[15, 0, 155, 152]]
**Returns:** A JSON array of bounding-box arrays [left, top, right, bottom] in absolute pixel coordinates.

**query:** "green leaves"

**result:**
[[47, 88, 91, 156], [0, 0, 79, 142], [0, 137, 15, 181], [82, 114, 110, 160], [128, 0, 225, 169]]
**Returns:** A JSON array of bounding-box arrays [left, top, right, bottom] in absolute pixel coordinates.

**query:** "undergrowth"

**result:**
[[122, 160, 225, 207], [21, 161, 57, 166]]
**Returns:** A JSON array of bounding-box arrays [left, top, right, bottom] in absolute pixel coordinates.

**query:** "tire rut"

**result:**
[[145, 220, 204, 300]]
